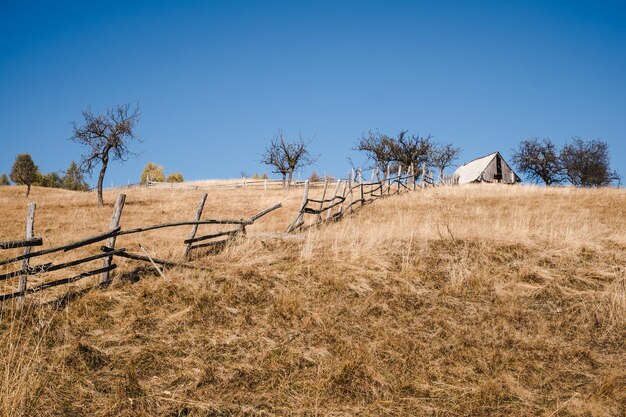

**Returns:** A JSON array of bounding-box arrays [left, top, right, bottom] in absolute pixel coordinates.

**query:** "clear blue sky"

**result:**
[[1, 0, 625, 186]]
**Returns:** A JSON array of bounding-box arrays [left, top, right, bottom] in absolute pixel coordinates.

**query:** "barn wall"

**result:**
[[500, 158, 518, 184], [479, 154, 518, 184], [481, 157, 499, 182]]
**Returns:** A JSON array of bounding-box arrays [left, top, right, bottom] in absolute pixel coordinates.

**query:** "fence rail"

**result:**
[[0, 195, 282, 303], [286, 163, 435, 233]]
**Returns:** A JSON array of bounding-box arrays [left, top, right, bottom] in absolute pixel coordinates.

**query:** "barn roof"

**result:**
[[453, 152, 499, 184]]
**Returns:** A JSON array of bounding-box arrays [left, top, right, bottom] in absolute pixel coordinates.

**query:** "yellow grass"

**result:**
[[0, 183, 625, 416]]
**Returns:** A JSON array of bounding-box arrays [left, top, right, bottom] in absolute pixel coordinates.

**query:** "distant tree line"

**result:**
[[512, 137, 620, 187], [3, 154, 90, 196], [4, 105, 621, 203], [260, 129, 620, 189]]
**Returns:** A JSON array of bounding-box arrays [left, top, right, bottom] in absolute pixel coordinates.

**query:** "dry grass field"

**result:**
[[0, 183, 625, 416]]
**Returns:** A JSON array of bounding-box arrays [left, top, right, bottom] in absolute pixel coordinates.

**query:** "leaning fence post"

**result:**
[[326, 179, 341, 221], [286, 180, 309, 233], [317, 178, 329, 223], [184, 193, 208, 261], [17, 202, 36, 303], [100, 194, 126, 285]]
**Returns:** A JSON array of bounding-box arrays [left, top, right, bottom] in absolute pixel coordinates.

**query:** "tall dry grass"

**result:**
[[0, 183, 625, 416]]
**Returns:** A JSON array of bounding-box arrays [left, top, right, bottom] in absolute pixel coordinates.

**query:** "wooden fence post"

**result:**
[[338, 180, 347, 217], [184, 193, 208, 261], [286, 180, 309, 233], [347, 176, 354, 213], [100, 194, 126, 285], [420, 162, 426, 189], [327, 179, 341, 221], [17, 202, 36, 303], [397, 165, 402, 194], [359, 182, 364, 206], [317, 178, 329, 223], [385, 164, 391, 195]]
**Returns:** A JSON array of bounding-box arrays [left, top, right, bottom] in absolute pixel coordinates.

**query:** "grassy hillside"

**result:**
[[1, 184, 625, 416]]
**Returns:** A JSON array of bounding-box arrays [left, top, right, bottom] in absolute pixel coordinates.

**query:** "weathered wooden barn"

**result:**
[[453, 152, 521, 184]]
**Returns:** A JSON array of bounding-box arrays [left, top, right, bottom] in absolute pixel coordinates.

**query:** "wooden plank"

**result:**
[[0, 249, 125, 282], [0, 237, 43, 250], [0, 228, 121, 267], [18, 203, 36, 301], [1, 265, 117, 302], [0, 263, 52, 282], [189, 239, 230, 251], [184, 193, 208, 260], [184, 229, 239, 244], [246, 202, 282, 223], [100, 194, 126, 285], [102, 247, 212, 270], [116, 219, 245, 237]]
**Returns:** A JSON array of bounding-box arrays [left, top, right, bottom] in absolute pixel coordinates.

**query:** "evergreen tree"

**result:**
[[10, 153, 39, 196], [62, 161, 90, 191]]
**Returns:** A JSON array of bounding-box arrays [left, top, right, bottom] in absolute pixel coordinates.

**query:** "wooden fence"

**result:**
[[0, 194, 281, 303], [286, 163, 434, 233], [144, 178, 316, 191]]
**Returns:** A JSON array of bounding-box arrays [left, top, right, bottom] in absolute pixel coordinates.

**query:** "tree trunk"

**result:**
[[287, 170, 293, 189], [281, 173, 286, 190], [97, 157, 108, 207], [439, 167, 444, 184], [26, 184, 31, 197]]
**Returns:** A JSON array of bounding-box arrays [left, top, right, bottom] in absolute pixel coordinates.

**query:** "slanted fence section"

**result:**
[[286, 164, 433, 233], [0, 194, 281, 303]]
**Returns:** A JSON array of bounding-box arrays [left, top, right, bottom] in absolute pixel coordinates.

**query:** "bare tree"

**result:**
[[389, 131, 434, 169], [261, 131, 318, 189], [431, 143, 462, 181], [354, 131, 395, 172], [560, 137, 620, 187], [70, 104, 141, 206], [355, 130, 435, 176], [511, 138, 563, 185]]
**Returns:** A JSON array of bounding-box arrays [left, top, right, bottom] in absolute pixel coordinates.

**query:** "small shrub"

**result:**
[[0, 173, 10, 185], [309, 171, 321, 182], [166, 172, 184, 183], [140, 162, 165, 184]]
